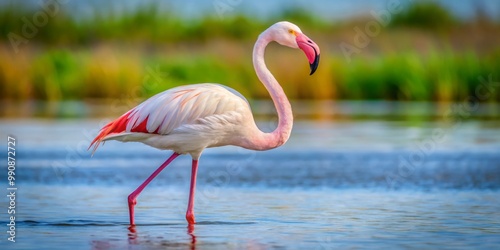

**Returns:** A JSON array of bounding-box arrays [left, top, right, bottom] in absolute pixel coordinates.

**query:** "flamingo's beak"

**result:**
[[296, 33, 320, 75]]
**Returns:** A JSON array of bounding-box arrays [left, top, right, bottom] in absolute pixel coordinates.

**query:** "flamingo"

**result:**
[[89, 21, 320, 225]]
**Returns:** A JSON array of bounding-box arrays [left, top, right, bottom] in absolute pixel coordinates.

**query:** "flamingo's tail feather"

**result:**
[[88, 111, 133, 155]]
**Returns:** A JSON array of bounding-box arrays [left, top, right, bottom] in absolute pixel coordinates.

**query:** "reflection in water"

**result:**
[[188, 224, 197, 250], [91, 240, 113, 250], [2, 100, 499, 119], [124, 224, 197, 249], [128, 225, 138, 245]]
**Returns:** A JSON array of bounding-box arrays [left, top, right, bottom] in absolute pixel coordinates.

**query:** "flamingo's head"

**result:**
[[268, 21, 321, 75]]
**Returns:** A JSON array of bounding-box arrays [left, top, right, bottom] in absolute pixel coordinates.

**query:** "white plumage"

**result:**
[[98, 83, 253, 158]]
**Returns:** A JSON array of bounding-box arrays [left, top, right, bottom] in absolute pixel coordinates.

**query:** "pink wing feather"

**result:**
[[89, 84, 248, 153]]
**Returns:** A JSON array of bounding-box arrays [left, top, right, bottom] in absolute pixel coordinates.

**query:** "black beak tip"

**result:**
[[309, 54, 320, 75]]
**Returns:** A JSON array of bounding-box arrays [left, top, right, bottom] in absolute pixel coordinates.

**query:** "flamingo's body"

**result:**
[[89, 21, 320, 226], [91, 84, 254, 159]]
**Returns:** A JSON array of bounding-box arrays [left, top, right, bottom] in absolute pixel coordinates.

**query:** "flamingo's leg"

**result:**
[[186, 159, 199, 224], [128, 152, 180, 225]]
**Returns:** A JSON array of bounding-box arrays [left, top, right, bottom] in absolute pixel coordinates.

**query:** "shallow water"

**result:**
[[6, 186, 500, 249], [0, 112, 499, 249]]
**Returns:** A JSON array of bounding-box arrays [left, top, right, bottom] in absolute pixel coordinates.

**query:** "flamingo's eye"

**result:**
[[288, 29, 296, 35]]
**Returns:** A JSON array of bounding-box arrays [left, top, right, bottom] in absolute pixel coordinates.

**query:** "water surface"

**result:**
[[0, 102, 499, 249]]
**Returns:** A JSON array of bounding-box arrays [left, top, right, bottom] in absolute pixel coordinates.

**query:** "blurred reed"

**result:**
[[0, 2, 499, 102]]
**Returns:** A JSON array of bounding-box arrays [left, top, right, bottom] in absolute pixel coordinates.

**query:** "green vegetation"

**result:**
[[391, 2, 456, 30], [1, 2, 499, 102]]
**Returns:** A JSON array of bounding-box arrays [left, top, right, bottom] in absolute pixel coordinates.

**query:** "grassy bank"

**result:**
[[0, 2, 499, 102], [1, 43, 499, 102]]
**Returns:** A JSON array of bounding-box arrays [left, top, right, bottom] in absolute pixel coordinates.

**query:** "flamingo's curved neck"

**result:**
[[247, 30, 293, 150]]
